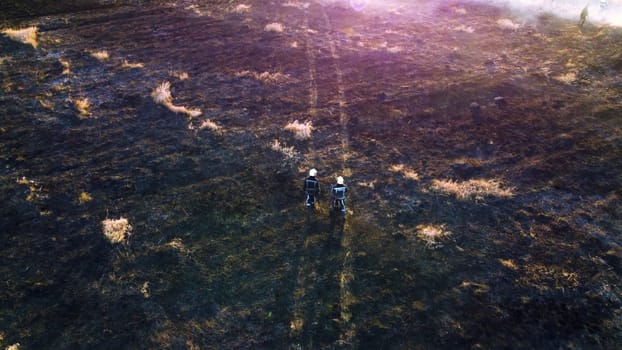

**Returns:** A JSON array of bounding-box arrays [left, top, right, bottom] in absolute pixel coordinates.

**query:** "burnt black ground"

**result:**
[[1, 0, 621, 349]]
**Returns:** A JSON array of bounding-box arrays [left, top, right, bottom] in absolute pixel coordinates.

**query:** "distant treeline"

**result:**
[[0, 0, 148, 19]]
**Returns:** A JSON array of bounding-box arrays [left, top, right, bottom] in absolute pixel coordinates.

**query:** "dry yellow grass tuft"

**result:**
[[151, 81, 202, 118], [453, 24, 475, 33], [264, 22, 284, 33], [102, 217, 132, 244], [415, 224, 452, 248], [290, 318, 304, 332], [284, 120, 313, 140], [497, 18, 520, 31], [499, 259, 519, 271], [519, 263, 580, 292], [121, 60, 144, 69], [283, 2, 310, 9], [2, 26, 38, 48], [90, 50, 109, 61], [78, 191, 93, 204], [554, 71, 577, 84], [459, 281, 490, 294], [197, 118, 220, 132], [59, 59, 70, 74], [74, 98, 91, 118], [140, 282, 150, 298], [169, 70, 189, 80], [233, 4, 251, 13], [164, 238, 194, 257], [431, 178, 514, 200], [235, 70, 289, 84], [5, 343, 21, 350], [15, 176, 42, 202], [270, 139, 299, 159], [386, 46, 403, 53], [166, 104, 202, 118], [389, 164, 420, 181], [151, 81, 172, 104]]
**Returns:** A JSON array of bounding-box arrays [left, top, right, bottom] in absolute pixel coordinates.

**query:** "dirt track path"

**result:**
[[286, 2, 357, 348], [316, 4, 358, 347]]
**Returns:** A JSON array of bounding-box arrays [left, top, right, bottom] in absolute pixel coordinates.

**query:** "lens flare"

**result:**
[[349, 0, 368, 12]]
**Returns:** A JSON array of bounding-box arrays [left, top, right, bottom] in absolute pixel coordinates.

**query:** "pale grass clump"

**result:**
[[140, 281, 150, 298], [431, 178, 514, 200], [5, 343, 21, 350], [78, 191, 93, 204], [198, 119, 219, 130], [284, 120, 313, 140], [167, 104, 202, 118], [60, 59, 70, 74], [151, 81, 172, 104], [102, 217, 132, 244], [197, 118, 220, 131], [2, 26, 38, 48], [453, 24, 475, 33], [90, 50, 109, 61], [497, 18, 520, 31], [459, 281, 490, 294], [256, 71, 288, 83], [233, 4, 251, 13], [270, 139, 299, 160], [235, 70, 289, 84], [74, 98, 91, 118], [165, 238, 186, 251], [121, 60, 144, 69], [264, 22, 284, 33], [519, 263, 580, 291], [16, 176, 41, 202], [499, 259, 519, 271], [36, 96, 53, 110], [169, 70, 189, 80], [164, 238, 194, 257], [283, 2, 310, 9], [290, 317, 304, 333], [416, 224, 452, 248], [151, 81, 202, 118], [389, 164, 420, 181], [554, 72, 577, 84]]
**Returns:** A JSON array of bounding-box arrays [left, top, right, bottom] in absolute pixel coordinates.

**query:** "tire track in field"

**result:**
[[285, 1, 358, 348], [318, 3, 357, 348]]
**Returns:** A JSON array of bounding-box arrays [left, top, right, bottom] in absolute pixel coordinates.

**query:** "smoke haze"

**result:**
[[480, 0, 621, 26], [333, 0, 621, 27]]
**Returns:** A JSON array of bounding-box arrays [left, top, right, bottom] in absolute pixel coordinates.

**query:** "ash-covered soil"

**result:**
[[1, 0, 621, 349]]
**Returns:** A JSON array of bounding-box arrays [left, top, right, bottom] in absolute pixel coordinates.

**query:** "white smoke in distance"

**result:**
[[322, 0, 621, 27]]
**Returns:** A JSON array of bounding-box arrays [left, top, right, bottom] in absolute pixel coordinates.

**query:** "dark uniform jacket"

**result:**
[[304, 176, 320, 195]]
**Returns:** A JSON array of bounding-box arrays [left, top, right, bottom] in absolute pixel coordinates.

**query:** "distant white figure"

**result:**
[[600, 0, 608, 9], [579, 5, 588, 27]]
